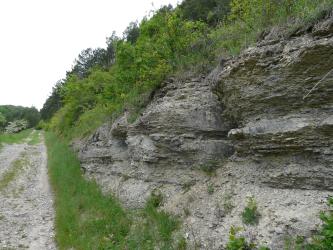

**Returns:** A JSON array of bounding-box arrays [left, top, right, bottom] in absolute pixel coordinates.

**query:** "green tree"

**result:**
[[40, 80, 64, 121], [0, 112, 6, 129], [0, 105, 40, 128], [180, 0, 231, 25], [123, 21, 140, 44]]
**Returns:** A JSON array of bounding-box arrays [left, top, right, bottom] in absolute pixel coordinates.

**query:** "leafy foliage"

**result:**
[[180, 0, 231, 26], [226, 226, 256, 250], [0, 105, 40, 129], [302, 197, 333, 249], [123, 21, 140, 44], [40, 80, 64, 121], [46, 5, 209, 138]]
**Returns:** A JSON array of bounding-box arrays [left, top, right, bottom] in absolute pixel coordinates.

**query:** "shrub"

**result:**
[[147, 190, 164, 208], [241, 196, 261, 225], [226, 226, 256, 250], [199, 160, 220, 176], [223, 193, 235, 215], [5, 119, 29, 134], [305, 197, 333, 249], [207, 183, 215, 194]]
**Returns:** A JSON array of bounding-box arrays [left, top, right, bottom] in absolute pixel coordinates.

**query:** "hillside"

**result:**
[[41, 0, 333, 249]]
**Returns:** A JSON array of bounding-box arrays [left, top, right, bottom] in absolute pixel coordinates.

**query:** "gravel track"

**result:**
[[0, 132, 56, 249]]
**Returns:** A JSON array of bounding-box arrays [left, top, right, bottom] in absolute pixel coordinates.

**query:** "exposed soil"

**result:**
[[0, 132, 56, 249]]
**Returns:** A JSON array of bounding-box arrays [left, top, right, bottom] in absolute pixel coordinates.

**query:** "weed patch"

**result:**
[[241, 196, 261, 225]]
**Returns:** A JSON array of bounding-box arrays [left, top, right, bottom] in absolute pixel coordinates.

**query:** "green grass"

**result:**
[[0, 156, 27, 192], [27, 130, 41, 145], [45, 132, 130, 249], [0, 129, 32, 148], [124, 199, 180, 250], [45, 132, 182, 249]]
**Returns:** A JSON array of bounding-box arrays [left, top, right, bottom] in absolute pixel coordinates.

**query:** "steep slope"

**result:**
[[74, 12, 333, 249]]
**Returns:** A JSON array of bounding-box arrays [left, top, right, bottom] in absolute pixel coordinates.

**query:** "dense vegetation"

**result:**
[[41, 0, 333, 140], [0, 105, 40, 131]]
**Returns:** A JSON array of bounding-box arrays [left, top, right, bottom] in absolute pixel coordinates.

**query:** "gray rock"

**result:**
[[73, 14, 333, 250]]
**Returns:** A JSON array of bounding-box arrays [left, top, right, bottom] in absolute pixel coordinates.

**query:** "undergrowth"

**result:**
[[45, 132, 182, 249]]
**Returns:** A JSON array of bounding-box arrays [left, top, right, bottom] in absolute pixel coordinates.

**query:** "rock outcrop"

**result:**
[[75, 77, 234, 208], [74, 12, 333, 250]]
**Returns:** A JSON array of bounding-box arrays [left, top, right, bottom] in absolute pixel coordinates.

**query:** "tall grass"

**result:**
[[45, 132, 181, 249], [45, 132, 130, 249]]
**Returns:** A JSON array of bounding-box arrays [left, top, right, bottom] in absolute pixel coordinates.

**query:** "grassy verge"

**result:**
[[45, 132, 130, 249], [124, 193, 180, 250], [0, 129, 32, 148], [45, 132, 181, 249]]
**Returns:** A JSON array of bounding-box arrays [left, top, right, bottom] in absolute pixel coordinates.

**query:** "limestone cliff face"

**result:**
[[74, 13, 333, 250], [212, 17, 333, 191]]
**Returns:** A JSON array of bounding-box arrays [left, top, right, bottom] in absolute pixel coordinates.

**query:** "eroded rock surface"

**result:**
[[74, 13, 333, 250], [75, 77, 234, 208]]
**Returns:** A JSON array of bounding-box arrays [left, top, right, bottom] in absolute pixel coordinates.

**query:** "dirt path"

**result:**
[[0, 131, 56, 249]]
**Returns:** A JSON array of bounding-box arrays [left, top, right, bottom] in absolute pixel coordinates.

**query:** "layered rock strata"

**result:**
[[74, 13, 333, 249]]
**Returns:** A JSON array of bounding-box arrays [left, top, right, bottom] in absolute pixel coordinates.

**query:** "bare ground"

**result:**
[[0, 132, 56, 249]]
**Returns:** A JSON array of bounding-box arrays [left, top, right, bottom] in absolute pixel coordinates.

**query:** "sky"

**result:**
[[0, 0, 180, 110]]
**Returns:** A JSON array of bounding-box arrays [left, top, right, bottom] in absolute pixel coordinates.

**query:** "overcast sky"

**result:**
[[0, 0, 180, 109]]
